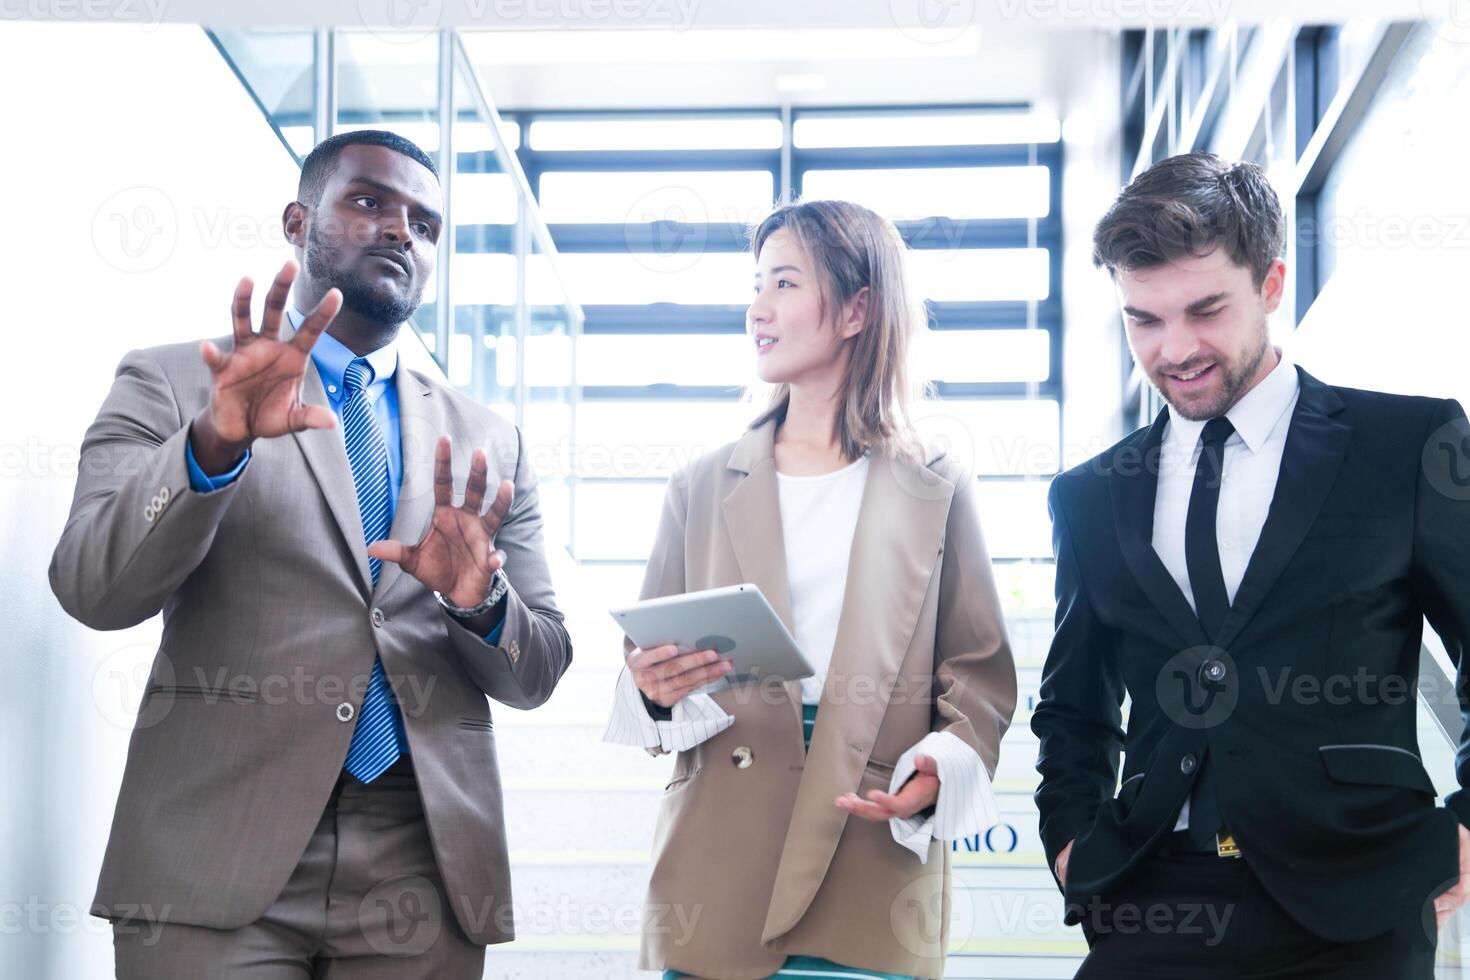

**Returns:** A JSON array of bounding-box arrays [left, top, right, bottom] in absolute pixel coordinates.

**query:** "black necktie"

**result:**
[[1184, 416, 1234, 846], [1185, 417, 1236, 643]]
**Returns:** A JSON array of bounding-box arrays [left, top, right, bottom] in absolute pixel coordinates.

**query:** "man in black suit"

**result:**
[[1032, 151, 1470, 977]]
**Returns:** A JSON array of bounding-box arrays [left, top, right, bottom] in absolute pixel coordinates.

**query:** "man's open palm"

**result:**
[[201, 259, 340, 443], [369, 436, 514, 608]]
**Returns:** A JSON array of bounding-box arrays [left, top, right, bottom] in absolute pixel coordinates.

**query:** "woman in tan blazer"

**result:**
[[604, 200, 1018, 980]]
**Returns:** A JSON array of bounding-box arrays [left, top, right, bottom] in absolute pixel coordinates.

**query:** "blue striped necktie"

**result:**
[[340, 358, 406, 783]]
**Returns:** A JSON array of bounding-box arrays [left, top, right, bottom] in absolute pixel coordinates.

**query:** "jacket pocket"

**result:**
[[145, 684, 258, 704], [458, 717, 495, 733], [1318, 744, 1436, 795], [664, 767, 702, 793], [1115, 771, 1146, 806]]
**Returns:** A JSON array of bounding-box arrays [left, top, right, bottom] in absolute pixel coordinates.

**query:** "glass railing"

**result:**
[[204, 27, 583, 562]]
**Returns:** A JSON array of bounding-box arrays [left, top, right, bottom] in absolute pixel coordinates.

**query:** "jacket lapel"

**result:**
[[1213, 368, 1350, 650], [373, 366, 438, 604], [763, 451, 955, 942], [1109, 408, 1211, 651], [290, 357, 373, 600], [720, 420, 796, 631]]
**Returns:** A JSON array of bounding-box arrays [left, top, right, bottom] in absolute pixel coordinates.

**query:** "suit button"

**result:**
[[731, 746, 754, 769], [1202, 659, 1227, 683], [336, 702, 355, 722], [1180, 753, 1198, 774], [371, 608, 385, 628]]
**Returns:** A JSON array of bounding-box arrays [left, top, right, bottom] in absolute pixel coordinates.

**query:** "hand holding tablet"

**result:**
[[612, 584, 815, 700]]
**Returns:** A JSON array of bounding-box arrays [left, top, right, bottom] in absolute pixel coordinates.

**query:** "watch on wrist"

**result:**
[[435, 568, 510, 619]]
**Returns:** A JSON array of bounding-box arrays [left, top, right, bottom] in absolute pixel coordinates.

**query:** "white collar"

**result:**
[[1165, 347, 1299, 454]]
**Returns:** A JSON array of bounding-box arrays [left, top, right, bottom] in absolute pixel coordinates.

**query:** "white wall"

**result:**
[[1057, 29, 1128, 462], [0, 22, 307, 978], [1292, 21, 1470, 407]]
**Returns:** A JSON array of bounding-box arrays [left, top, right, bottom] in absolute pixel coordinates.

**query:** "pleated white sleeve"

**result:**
[[887, 730, 1000, 863], [603, 666, 734, 755]]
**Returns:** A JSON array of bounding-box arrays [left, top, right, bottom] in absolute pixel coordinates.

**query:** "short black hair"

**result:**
[[1092, 151, 1285, 287], [296, 130, 439, 209]]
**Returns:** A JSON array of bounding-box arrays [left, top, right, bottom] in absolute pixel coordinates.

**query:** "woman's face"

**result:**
[[747, 229, 862, 388]]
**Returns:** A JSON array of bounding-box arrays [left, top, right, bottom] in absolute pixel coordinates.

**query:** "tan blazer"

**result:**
[[628, 419, 1017, 979], [49, 330, 572, 945]]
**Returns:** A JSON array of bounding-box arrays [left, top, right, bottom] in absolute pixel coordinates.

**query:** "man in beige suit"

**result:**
[[49, 130, 572, 977]]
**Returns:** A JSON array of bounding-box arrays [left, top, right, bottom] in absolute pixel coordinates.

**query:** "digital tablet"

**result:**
[[611, 583, 815, 695]]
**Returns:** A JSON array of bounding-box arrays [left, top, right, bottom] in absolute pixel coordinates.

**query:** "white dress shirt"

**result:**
[[604, 455, 997, 861], [1153, 348, 1300, 829]]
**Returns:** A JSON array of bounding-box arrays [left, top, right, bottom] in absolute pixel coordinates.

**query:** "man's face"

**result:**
[[1117, 248, 1286, 421], [301, 144, 443, 326]]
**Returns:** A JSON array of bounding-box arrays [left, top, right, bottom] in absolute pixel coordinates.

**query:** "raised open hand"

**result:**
[[368, 436, 514, 609], [199, 260, 341, 448]]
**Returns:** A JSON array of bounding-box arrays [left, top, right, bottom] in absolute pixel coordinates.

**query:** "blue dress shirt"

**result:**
[[185, 307, 504, 642]]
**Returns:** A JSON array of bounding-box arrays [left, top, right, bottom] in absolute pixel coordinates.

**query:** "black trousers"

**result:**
[[1071, 840, 1437, 979]]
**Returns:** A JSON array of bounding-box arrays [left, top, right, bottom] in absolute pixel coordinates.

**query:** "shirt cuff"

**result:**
[[887, 730, 1000, 864], [603, 666, 734, 755], [185, 438, 250, 493], [485, 619, 505, 645]]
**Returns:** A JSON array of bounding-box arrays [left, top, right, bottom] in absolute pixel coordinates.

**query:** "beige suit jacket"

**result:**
[[49, 330, 572, 945], [631, 420, 1017, 979]]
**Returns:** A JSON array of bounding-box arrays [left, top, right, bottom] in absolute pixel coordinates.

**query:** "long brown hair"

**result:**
[[748, 199, 925, 462]]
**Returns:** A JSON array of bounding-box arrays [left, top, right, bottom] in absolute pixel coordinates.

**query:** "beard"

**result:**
[[305, 222, 426, 327], [1154, 318, 1271, 422]]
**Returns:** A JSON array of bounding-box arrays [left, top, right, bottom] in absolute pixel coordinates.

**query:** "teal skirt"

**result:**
[[664, 955, 913, 978], [662, 705, 915, 980]]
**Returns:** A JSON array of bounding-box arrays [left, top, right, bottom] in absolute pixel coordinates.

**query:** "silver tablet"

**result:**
[[611, 583, 815, 695]]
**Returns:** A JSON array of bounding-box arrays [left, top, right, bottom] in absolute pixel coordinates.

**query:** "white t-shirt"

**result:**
[[776, 454, 871, 705]]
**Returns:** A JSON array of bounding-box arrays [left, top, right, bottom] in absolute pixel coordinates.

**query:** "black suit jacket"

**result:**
[[1032, 367, 1470, 943]]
